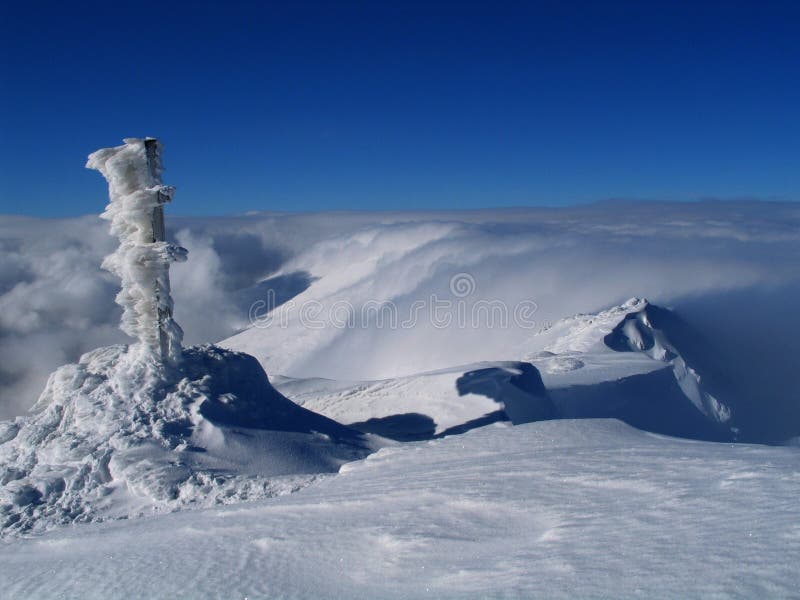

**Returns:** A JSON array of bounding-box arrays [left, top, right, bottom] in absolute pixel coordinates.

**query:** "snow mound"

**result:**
[[275, 361, 555, 441], [0, 344, 373, 536], [542, 356, 585, 373]]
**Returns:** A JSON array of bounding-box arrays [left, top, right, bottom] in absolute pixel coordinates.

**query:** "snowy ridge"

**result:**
[[530, 298, 734, 430], [0, 145, 751, 541], [529, 297, 653, 355], [0, 343, 374, 536], [271, 298, 736, 442], [599, 299, 732, 424]]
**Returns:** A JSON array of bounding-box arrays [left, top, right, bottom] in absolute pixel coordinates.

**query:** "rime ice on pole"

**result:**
[[0, 139, 374, 537], [86, 138, 187, 364]]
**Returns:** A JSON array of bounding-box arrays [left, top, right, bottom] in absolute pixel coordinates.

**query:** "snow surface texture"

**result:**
[[86, 138, 187, 364], [0, 344, 372, 536], [276, 298, 736, 442], [275, 361, 556, 441], [1, 419, 797, 599]]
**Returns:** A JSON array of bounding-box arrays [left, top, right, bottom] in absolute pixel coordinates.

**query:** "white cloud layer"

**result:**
[[1, 201, 798, 439]]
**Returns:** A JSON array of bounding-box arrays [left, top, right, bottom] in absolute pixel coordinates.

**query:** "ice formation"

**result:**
[[0, 139, 374, 536], [86, 138, 187, 364]]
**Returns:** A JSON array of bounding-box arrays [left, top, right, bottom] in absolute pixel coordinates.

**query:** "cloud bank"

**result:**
[[1, 201, 798, 439]]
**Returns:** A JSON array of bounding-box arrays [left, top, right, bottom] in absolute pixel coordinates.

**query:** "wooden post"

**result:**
[[144, 138, 172, 361]]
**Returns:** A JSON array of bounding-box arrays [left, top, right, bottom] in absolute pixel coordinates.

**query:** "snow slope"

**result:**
[[0, 344, 374, 536], [274, 361, 555, 440], [270, 298, 736, 442], [1, 419, 797, 599], [218, 204, 800, 389], [528, 298, 735, 439], [0, 287, 735, 537]]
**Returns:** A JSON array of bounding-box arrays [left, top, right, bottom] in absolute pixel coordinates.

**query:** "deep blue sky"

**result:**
[[1, 1, 798, 216]]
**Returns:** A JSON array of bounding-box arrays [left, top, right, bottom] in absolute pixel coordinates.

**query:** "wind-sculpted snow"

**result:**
[[1, 419, 798, 599], [0, 344, 374, 536], [0, 140, 381, 537], [602, 301, 731, 424], [1, 202, 799, 438], [275, 361, 556, 441], [529, 298, 736, 437], [274, 299, 736, 442]]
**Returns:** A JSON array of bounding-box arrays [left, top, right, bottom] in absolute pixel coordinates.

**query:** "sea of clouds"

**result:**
[[1, 201, 798, 440]]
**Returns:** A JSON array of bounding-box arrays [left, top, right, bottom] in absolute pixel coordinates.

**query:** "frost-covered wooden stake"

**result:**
[[144, 138, 175, 360], [87, 138, 188, 364]]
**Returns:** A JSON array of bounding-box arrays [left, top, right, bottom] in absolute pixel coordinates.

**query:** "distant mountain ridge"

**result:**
[[272, 299, 736, 442]]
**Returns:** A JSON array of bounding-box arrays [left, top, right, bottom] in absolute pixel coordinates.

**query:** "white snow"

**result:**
[[267, 298, 735, 442], [273, 360, 554, 439], [0, 344, 375, 536], [2, 203, 798, 430], [1, 419, 797, 599]]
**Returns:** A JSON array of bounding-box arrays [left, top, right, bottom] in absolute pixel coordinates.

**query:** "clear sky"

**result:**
[[1, 1, 798, 216]]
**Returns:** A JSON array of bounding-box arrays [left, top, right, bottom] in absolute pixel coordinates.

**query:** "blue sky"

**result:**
[[1, 1, 798, 216]]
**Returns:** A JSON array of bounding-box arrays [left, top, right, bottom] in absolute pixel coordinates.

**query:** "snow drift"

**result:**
[[276, 361, 556, 441], [3, 419, 798, 599], [533, 298, 735, 440], [0, 345, 371, 535]]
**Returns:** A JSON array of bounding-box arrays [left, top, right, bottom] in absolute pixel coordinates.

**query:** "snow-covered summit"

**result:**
[[526, 297, 735, 439], [530, 297, 651, 355], [0, 344, 373, 536]]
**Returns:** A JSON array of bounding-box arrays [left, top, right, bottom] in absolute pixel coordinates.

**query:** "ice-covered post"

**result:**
[[144, 139, 174, 359], [86, 138, 188, 365]]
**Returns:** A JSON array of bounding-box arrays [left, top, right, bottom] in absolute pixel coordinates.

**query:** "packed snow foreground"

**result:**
[[2, 420, 799, 598], [0, 140, 372, 535]]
